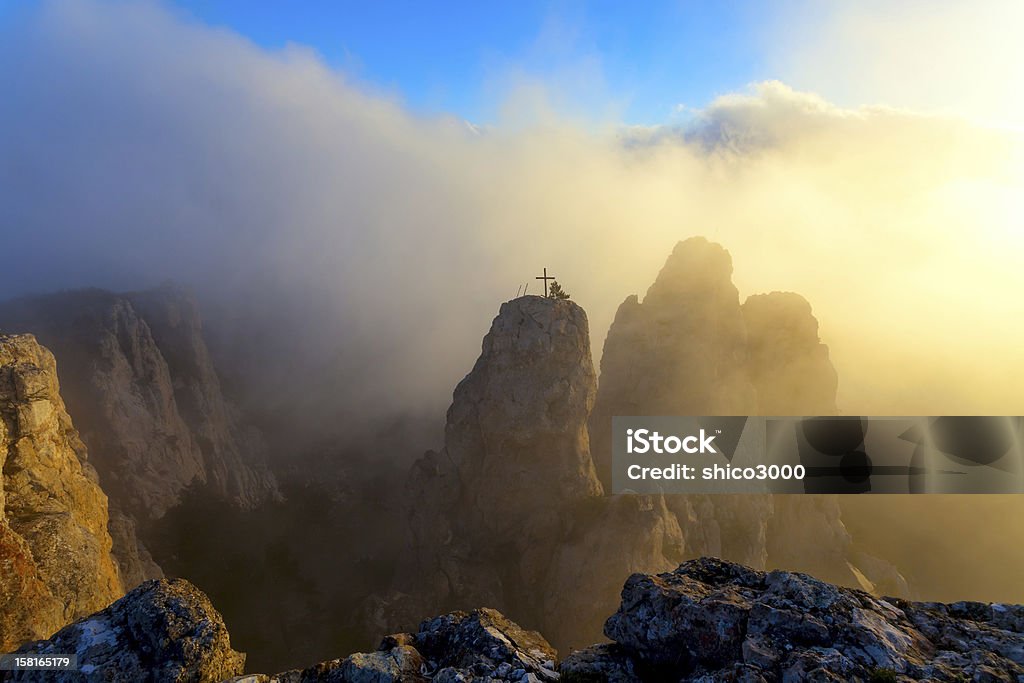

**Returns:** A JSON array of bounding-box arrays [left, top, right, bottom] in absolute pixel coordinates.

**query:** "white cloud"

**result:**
[[1, 0, 1022, 424]]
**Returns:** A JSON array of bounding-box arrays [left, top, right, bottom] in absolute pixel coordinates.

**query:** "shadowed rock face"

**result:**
[[0, 334, 122, 651], [389, 297, 603, 620], [740, 292, 865, 588], [0, 287, 277, 588], [442, 295, 602, 539], [127, 289, 277, 512], [11, 578, 245, 683]]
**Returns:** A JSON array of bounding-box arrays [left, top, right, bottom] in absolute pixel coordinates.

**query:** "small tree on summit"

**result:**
[[547, 281, 570, 300]]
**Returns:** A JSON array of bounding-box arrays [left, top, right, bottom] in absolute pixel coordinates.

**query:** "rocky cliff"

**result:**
[[23, 558, 1020, 682], [0, 334, 123, 651], [435, 295, 601, 538], [588, 237, 905, 595], [0, 287, 277, 588], [127, 289, 276, 512], [384, 296, 685, 652], [387, 296, 599, 619]]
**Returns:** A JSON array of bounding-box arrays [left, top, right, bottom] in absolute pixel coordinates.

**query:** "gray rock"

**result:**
[[11, 578, 244, 682], [591, 557, 1024, 681], [604, 558, 757, 671], [260, 607, 556, 683], [414, 608, 558, 681], [438, 295, 602, 539], [559, 644, 641, 682], [337, 645, 426, 682]]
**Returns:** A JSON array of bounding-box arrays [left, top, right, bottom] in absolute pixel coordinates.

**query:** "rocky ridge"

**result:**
[[0, 334, 123, 651], [18, 558, 1022, 682], [563, 557, 1024, 682]]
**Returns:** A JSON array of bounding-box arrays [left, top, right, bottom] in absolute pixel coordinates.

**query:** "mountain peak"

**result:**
[[643, 236, 737, 308]]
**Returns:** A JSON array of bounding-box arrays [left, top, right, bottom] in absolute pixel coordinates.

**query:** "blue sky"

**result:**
[[3, 1, 1019, 125], [164, 0, 772, 125]]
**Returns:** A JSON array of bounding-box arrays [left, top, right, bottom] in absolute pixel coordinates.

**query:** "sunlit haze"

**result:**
[[1, 0, 1021, 421]]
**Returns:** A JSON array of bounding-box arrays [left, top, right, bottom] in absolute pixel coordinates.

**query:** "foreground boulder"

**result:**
[[11, 578, 244, 682], [564, 557, 1024, 682]]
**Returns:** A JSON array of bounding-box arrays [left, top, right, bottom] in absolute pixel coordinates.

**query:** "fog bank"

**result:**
[[1, 1, 1022, 424]]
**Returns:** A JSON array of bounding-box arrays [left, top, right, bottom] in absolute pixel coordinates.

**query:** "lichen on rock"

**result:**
[[10, 578, 244, 682]]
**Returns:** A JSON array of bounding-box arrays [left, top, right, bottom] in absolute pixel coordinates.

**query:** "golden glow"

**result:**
[[8, 1, 1024, 419], [765, 0, 1024, 129]]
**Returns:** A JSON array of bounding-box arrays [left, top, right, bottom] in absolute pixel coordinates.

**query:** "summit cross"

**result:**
[[536, 267, 555, 298]]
